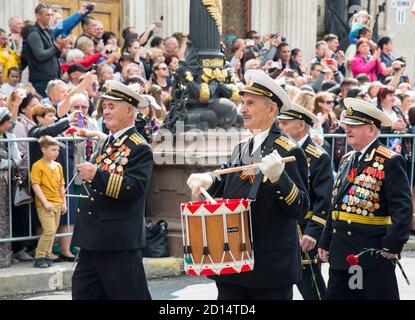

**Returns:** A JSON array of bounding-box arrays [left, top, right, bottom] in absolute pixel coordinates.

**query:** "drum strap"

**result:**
[[247, 128, 281, 200]]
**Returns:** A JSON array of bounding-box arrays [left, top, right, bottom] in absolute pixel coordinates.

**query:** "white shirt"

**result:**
[[297, 134, 310, 148], [252, 128, 270, 153], [109, 125, 135, 141], [355, 137, 378, 161]]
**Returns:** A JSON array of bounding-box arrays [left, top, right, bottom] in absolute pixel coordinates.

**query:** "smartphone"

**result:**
[[160, 15, 164, 21], [86, 4, 95, 11], [78, 112, 85, 128], [326, 58, 334, 65], [270, 61, 279, 69]]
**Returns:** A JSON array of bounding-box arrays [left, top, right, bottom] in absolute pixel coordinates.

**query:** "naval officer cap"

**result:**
[[342, 97, 392, 128], [278, 103, 319, 126], [240, 70, 290, 110], [101, 80, 148, 107]]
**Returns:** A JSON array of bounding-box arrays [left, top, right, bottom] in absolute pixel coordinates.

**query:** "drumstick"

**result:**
[[212, 156, 296, 176], [199, 187, 217, 204]]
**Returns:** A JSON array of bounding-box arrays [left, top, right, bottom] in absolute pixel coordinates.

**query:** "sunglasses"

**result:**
[[158, 67, 168, 71], [324, 100, 334, 104]]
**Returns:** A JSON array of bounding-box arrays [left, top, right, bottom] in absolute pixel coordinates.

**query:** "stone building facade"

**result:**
[[0, 0, 414, 79]]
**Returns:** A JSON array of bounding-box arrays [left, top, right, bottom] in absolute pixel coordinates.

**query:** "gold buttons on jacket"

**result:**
[[347, 219, 352, 224], [333, 229, 336, 234], [88, 212, 92, 215], [347, 231, 352, 236], [127, 186, 131, 191], [77, 208, 80, 213], [90, 197, 95, 202]]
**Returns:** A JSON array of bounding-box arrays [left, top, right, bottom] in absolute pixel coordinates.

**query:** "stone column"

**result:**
[[124, 0, 189, 40], [0, 0, 37, 33], [251, 0, 317, 66]]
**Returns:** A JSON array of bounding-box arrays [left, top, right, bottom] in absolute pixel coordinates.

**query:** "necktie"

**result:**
[[351, 151, 362, 169], [106, 135, 115, 147], [248, 137, 254, 156]]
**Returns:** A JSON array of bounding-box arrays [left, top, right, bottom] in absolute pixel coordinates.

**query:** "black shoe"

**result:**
[[46, 256, 63, 266], [33, 258, 49, 268], [60, 254, 76, 262]]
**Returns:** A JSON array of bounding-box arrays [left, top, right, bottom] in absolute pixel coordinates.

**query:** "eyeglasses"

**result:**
[[73, 105, 89, 109], [158, 67, 168, 71], [324, 100, 334, 104]]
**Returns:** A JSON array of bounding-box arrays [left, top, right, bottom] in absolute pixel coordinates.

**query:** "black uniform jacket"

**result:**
[[319, 139, 412, 270], [72, 127, 154, 251], [299, 136, 333, 259], [209, 123, 310, 289]]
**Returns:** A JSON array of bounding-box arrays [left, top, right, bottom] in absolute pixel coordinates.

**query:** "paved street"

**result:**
[[10, 251, 415, 300]]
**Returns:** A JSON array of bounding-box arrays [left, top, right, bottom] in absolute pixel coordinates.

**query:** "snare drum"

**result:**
[[180, 198, 254, 276]]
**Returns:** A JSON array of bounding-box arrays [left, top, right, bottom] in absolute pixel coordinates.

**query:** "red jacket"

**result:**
[[60, 53, 102, 74]]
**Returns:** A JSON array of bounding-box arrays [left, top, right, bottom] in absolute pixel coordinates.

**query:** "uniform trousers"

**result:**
[[72, 248, 151, 300], [216, 282, 293, 300], [326, 266, 399, 300], [296, 263, 327, 300]]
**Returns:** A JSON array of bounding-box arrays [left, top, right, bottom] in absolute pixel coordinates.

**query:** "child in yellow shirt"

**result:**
[[31, 135, 67, 268]]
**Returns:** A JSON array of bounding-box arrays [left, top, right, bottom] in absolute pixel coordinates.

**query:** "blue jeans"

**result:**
[[32, 80, 51, 98]]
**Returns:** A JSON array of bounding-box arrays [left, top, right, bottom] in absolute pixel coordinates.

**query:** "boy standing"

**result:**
[[31, 135, 67, 268]]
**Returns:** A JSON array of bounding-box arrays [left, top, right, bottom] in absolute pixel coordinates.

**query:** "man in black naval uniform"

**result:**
[[187, 70, 310, 300], [318, 98, 413, 300], [71, 80, 153, 300], [278, 103, 333, 300]]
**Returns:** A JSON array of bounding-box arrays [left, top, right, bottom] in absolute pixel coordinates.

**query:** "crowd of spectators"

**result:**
[[0, 5, 414, 268]]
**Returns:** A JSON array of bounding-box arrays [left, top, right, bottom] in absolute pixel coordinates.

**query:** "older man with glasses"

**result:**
[[72, 80, 153, 300], [319, 98, 412, 300]]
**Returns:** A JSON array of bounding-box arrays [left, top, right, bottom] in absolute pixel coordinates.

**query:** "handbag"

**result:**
[[143, 219, 169, 258], [11, 160, 32, 207]]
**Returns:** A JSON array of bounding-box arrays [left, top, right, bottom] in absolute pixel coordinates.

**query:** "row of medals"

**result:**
[[96, 144, 130, 174], [333, 158, 385, 217]]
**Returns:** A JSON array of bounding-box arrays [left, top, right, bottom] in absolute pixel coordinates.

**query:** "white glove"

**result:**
[[260, 150, 285, 183], [187, 173, 214, 196]]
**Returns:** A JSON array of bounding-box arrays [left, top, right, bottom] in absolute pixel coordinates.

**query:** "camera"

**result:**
[[105, 49, 113, 55], [85, 4, 95, 11], [394, 58, 406, 68], [271, 34, 286, 42]]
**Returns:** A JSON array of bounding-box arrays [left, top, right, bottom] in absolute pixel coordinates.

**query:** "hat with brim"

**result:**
[[240, 70, 290, 110], [277, 103, 319, 126], [0, 107, 11, 122], [342, 98, 392, 128], [101, 80, 148, 107]]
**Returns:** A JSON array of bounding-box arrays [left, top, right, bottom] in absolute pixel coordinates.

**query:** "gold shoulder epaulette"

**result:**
[[129, 133, 144, 145], [113, 135, 128, 147], [305, 144, 324, 159], [376, 145, 396, 159], [275, 136, 296, 152]]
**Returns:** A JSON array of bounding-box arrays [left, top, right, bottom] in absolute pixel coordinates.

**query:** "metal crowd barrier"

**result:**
[[0, 136, 91, 244], [1, 133, 415, 244]]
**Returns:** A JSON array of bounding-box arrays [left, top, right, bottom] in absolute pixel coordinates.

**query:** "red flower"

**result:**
[[66, 128, 78, 135], [346, 254, 359, 266]]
